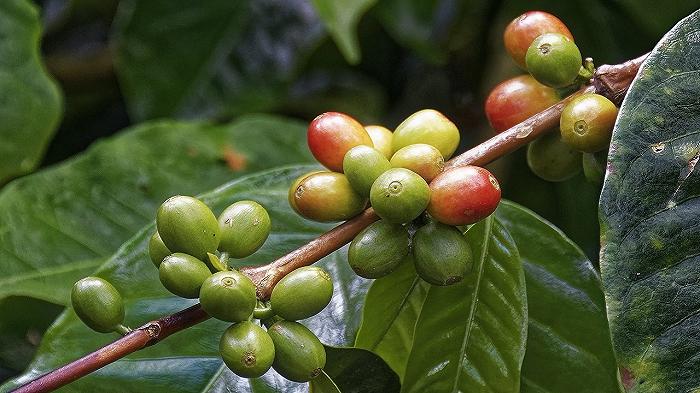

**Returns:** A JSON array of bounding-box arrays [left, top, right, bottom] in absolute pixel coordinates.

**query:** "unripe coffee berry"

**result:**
[[348, 220, 409, 279], [268, 321, 326, 382], [527, 131, 582, 182], [156, 195, 220, 260], [343, 145, 392, 196], [413, 221, 472, 286], [200, 271, 257, 322], [504, 11, 573, 69], [148, 231, 171, 267], [218, 201, 271, 258], [270, 266, 333, 321], [158, 253, 211, 298], [288, 171, 323, 213], [289, 171, 366, 222], [220, 321, 275, 378], [370, 168, 431, 224], [560, 93, 618, 153], [427, 166, 501, 226], [390, 143, 445, 182], [392, 109, 460, 159], [365, 125, 393, 159], [307, 112, 373, 172], [526, 33, 582, 88], [485, 75, 559, 132], [71, 277, 125, 333]]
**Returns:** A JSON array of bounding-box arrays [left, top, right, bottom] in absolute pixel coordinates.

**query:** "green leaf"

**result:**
[[599, 9, 700, 393], [310, 0, 377, 64], [497, 201, 621, 393], [322, 347, 400, 393], [355, 260, 428, 380], [401, 216, 527, 393], [113, 0, 325, 120], [1, 166, 370, 393], [310, 370, 341, 393], [0, 0, 62, 184]]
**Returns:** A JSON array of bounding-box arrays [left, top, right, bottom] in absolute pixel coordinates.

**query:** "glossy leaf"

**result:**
[[310, 0, 376, 64], [323, 347, 400, 393], [599, 9, 700, 392], [401, 216, 527, 393], [497, 201, 621, 393], [0, 0, 62, 183], [309, 370, 341, 393], [1, 166, 370, 392]]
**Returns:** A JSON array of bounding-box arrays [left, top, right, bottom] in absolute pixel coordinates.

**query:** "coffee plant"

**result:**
[[1, 1, 699, 393]]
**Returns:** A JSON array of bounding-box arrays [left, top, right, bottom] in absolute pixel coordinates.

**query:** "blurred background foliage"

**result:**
[[1, 0, 699, 383]]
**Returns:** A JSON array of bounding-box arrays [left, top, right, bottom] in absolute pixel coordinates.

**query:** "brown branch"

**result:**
[[11, 53, 648, 393]]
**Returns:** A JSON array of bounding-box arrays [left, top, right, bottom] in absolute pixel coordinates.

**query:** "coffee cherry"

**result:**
[[484, 75, 559, 132], [348, 220, 409, 279], [392, 109, 460, 159], [560, 93, 618, 153], [504, 11, 573, 69], [307, 112, 373, 172], [413, 221, 472, 286], [288, 171, 323, 213], [582, 151, 607, 184], [268, 321, 326, 382], [343, 145, 392, 196], [270, 266, 333, 321], [218, 201, 271, 258], [526, 33, 582, 88], [390, 143, 445, 182], [370, 168, 431, 224], [365, 125, 393, 159], [158, 253, 211, 298], [220, 321, 275, 378], [156, 195, 220, 260], [527, 131, 582, 182], [148, 231, 171, 267], [200, 271, 257, 322], [427, 166, 501, 226], [71, 277, 125, 333], [289, 172, 367, 222]]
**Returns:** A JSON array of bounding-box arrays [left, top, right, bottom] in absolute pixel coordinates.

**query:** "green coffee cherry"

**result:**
[[270, 266, 333, 321], [525, 33, 582, 88], [413, 221, 472, 286], [289, 171, 367, 222], [158, 253, 212, 298], [527, 131, 582, 182], [348, 220, 409, 278], [560, 93, 618, 153], [71, 277, 125, 333], [148, 231, 171, 267], [200, 271, 257, 322], [156, 195, 220, 260], [217, 201, 271, 258], [365, 125, 393, 159], [392, 109, 460, 159], [268, 321, 326, 382], [370, 168, 430, 224], [343, 145, 392, 196], [288, 171, 323, 213], [390, 143, 445, 182], [220, 321, 275, 378]]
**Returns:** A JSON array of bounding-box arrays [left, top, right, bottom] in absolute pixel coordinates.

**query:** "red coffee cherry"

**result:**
[[504, 11, 573, 69], [427, 166, 501, 226], [484, 75, 559, 133], [307, 112, 373, 172]]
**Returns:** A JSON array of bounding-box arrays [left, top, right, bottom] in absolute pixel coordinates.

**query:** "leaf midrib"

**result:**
[[365, 276, 421, 351]]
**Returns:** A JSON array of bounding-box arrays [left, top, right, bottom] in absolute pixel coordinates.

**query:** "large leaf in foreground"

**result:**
[[1, 166, 371, 393], [600, 9, 700, 393], [401, 217, 527, 393], [0, 0, 62, 183]]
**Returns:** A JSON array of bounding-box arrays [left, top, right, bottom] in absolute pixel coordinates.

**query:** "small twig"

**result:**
[[12, 53, 648, 393]]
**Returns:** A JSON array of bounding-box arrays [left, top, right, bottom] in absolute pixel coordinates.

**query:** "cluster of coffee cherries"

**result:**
[[71, 195, 335, 383], [289, 110, 502, 285], [485, 11, 618, 183]]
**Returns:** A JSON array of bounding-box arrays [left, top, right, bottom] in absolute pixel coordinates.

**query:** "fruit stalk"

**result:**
[[12, 53, 648, 393]]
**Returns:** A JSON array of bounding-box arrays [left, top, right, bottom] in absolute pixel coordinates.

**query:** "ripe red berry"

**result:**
[[307, 112, 373, 172], [427, 166, 501, 226], [504, 11, 573, 69], [484, 75, 559, 133]]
